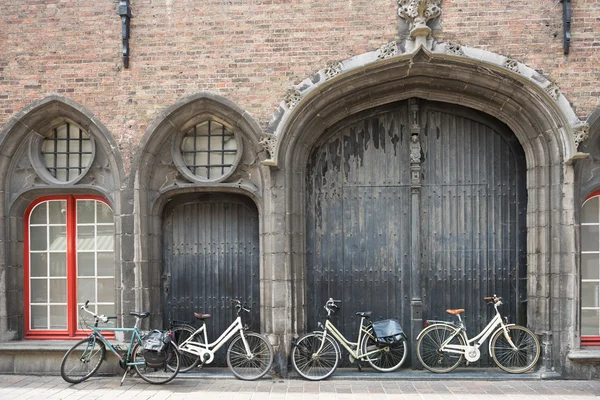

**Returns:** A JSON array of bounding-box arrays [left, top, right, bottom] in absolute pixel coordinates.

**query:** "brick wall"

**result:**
[[0, 0, 598, 170]]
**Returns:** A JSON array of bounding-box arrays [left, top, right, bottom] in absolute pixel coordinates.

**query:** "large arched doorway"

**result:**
[[306, 99, 527, 366], [162, 193, 260, 366]]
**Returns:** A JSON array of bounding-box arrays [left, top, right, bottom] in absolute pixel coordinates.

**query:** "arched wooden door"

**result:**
[[306, 100, 527, 367], [162, 193, 260, 366]]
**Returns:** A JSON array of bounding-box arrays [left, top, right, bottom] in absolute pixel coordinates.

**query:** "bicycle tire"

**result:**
[[60, 337, 106, 384], [168, 325, 202, 373], [416, 324, 465, 373], [291, 332, 339, 381], [490, 325, 540, 374], [226, 332, 274, 380], [133, 341, 180, 384], [359, 327, 408, 372]]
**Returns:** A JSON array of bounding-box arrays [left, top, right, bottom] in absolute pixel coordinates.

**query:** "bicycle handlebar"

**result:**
[[231, 299, 251, 314], [80, 300, 115, 324], [324, 298, 341, 317], [483, 295, 503, 304]]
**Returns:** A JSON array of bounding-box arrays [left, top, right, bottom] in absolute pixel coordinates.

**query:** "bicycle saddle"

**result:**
[[356, 311, 372, 318], [446, 309, 465, 315], [194, 312, 212, 320], [129, 312, 149, 319]]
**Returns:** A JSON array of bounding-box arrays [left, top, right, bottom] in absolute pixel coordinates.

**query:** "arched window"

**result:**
[[582, 191, 600, 346], [25, 195, 115, 338]]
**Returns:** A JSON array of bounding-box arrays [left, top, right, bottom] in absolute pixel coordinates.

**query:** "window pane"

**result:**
[[582, 254, 599, 280], [77, 252, 95, 276], [77, 226, 95, 250], [582, 197, 600, 223], [30, 226, 47, 251], [49, 305, 67, 330], [582, 309, 600, 336], [49, 226, 67, 251], [50, 279, 67, 303], [31, 305, 48, 330], [96, 225, 114, 251], [97, 278, 114, 303], [77, 278, 95, 303], [30, 279, 48, 303], [97, 202, 113, 224], [582, 282, 599, 308], [30, 203, 47, 225], [97, 252, 114, 276], [581, 225, 599, 252], [30, 253, 47, 277], [77, 200, 95, 224], [49, 253, 66, 277], [49, 201, 67, 224]]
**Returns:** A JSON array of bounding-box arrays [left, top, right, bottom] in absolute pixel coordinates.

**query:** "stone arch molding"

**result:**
[[0, 95, 124, 209], [261, 43, 589, 167]]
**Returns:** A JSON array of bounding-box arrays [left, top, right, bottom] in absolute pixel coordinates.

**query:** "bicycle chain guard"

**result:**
[[464, 346, 481, 362]]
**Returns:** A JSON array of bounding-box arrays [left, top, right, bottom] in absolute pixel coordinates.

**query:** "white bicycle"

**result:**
[[168, 299, 273, 380], [416, 295, 540, 374]]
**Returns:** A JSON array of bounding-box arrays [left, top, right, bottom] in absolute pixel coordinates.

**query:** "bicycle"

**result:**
[[416, 295, 540, 374], [291, 298, 408, 381], [60, 300, 181, 385], [168, 299, 273, 380]]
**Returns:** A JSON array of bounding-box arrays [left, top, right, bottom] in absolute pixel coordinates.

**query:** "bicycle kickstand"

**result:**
[[120, 366, 130, 386]]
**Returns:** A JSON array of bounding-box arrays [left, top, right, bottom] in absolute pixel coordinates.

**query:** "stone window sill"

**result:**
[[567, 349, 600, 363]]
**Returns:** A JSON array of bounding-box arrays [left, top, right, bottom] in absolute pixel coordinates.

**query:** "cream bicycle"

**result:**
[[416, 295, 540, 374], [291, 298, 408, 380]]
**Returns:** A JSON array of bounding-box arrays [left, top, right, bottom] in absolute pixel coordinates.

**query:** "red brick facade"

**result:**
[[1, 1, 597, 171]]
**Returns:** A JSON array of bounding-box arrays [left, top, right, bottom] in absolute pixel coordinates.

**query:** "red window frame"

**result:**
[[24, 195, 114, 339], [582, 190, 600, 347]]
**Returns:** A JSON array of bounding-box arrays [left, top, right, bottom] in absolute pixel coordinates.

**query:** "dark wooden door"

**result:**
[[306, 104, 413, 354], [305, 100, 527, 367], [162, 193, 260, 366], [419, 102, 527, 365]]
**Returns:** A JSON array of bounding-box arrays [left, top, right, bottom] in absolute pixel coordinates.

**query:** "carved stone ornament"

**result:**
[[573, 124, 589, 150], [504, 59, 520, 73], [410, 134, 422, 163], [545, 83, 560, 101], [259, 133, 278, 160], [284, 89, 302, 110], [446, 42, 464, 56], [324, 61, 343, 79], [398, 0, 442, 37], [377, 41, 399, 60]]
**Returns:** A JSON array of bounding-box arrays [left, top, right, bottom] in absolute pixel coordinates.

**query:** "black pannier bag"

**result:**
[[141, 330, 171, 368], [372, 319, 407, 347]]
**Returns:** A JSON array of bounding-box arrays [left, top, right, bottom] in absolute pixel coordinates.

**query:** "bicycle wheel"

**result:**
[[133, 341, 180, 384], [359, 327, 408, 372], [490, 325, 540, 374], [416, 324, 465, 373], [168, 325, 201, 373], [226, 332, 274, 380], [291, 332, 339, 381], [60, 337, 106, 384]]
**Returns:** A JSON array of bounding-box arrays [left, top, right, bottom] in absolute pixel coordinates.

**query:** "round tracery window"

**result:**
[[30, 122, 95, 185], [178, 120, 241, 182]]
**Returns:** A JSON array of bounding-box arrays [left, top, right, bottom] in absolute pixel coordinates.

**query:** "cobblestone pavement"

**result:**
[[0, 375, 599, 400]]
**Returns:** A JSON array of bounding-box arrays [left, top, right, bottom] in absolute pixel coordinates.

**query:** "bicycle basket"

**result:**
[[372, 319, 407, 347], [142, 330, 171, 368]]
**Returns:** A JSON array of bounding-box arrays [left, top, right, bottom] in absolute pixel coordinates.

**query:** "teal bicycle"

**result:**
[[60, 301, 181, 385]]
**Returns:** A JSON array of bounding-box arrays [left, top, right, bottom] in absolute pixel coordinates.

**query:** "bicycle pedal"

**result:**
[[357, 363, 362, 372]]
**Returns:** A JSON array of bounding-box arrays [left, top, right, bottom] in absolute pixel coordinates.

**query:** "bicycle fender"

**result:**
[[306, 330, 342, 360], [488, 323, 516, 357], [416, 322, 459, 341]]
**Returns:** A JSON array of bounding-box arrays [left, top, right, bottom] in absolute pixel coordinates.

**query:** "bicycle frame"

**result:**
[[178, 315, 252, 363], [315, 318, 381, 361], [85, 326, 145, 367], [431, 302, 518, 361]]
